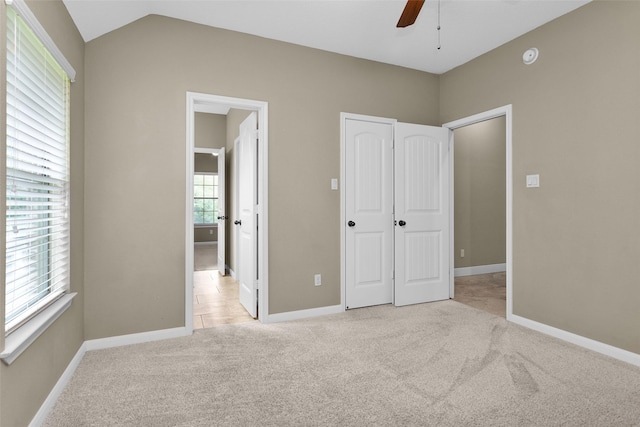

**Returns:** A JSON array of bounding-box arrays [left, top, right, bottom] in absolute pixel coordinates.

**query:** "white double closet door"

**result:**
[[345, 116, 450, 309]]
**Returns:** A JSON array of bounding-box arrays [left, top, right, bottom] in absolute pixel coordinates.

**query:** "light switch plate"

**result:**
[[526, 174, 540, 188], [331, 178, 338, 190]]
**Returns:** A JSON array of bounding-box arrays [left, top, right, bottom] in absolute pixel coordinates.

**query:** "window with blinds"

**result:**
[[5, 5, 70, 334]]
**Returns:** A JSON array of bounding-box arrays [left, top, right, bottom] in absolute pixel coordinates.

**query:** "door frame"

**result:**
[[185, 92, 269, 331], [442, 105, 513, 320]]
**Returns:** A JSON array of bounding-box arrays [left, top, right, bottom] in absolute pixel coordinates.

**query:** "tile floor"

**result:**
[[192, 266, 505, 329], [193, 270, 255, 329]]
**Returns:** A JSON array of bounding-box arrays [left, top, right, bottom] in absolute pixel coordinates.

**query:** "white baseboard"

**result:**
[[455, 263, 506, 277], [229, 268, 236, 280], [84, 327, 190, 352], [509, 314, 640, 368], [31, 327, 192, 425], [29, 342, 87, 427], [264, 304, 344, 324]]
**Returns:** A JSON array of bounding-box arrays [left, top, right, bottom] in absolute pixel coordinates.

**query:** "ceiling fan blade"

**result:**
[[396, 0, 425, 28]]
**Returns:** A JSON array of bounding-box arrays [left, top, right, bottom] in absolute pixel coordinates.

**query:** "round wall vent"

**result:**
[[523, 48, 539, 65]]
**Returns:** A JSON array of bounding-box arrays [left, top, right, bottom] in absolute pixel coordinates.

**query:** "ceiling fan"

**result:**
[[396, 0, 425, 28]]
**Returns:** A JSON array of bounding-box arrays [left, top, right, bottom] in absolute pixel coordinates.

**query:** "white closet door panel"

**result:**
[[345, 119, 394, 309], [395, 123, 450, 306]]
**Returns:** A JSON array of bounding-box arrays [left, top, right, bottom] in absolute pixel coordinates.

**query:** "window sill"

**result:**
[[1, 293, 77, 365]]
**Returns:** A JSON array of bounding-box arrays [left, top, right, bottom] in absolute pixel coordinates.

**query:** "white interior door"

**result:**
[[344, 118, 394, 309], [394, 123, 450, 306], [217, 149, 226, 274], [237, 112, 258, 318]]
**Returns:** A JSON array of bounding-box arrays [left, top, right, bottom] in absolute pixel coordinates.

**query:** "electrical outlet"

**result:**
[[460, 249, 465, 258], [209, 229, 213, 235], [314, 274, 322, 286]]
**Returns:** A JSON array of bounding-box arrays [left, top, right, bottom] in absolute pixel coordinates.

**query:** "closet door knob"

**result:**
[[234, 220, 242, 225], [398, 220, 406, 227], [347, 221, 356, 227]]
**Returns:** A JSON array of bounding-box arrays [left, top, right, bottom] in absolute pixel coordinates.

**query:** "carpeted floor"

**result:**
[[44, 301, 640, 426], [454, 272, 506, 317], [194, 243, 217, 271]]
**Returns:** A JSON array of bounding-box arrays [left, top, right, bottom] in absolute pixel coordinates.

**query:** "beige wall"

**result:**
[[0, 1, 85, 425], [194, 152, 217, 173], [195, 112, 226, 149], [454, 117, 506, 268], [194, 227, 216, 243], [441, 1, 640, 353], [83, 15, 440, 338]]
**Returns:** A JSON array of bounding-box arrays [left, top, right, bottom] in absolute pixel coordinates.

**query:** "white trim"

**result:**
[[1, 293, 77, 365], [5, 0, 76, 82], [29, 342, 87, 426], [340, 113, 397, 311], [84, 327, 190, 352], [442, 105, 513, 319], [29, 326, 191, 425], [186, 98, 196, 332], [193, 148, 219, 155], [511, 315, 640, 368], [186, 93, 269, 325], [264, 304, 344, 324], [454, 263, 506, 277], [194, 241, 217, 246]]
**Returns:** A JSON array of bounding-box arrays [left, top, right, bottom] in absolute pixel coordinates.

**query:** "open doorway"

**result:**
[[450, 117, 506, 317], [443, 105, 513, 319], [185, 93, 269, 331], [192, 145, 250, 329]]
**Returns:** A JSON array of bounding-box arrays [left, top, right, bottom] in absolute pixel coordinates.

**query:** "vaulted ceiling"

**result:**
[[62, 0, 590, 74]]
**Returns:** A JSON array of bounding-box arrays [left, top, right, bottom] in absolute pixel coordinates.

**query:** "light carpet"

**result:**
[[44, 301, 640, 426], [194, 244, 217, 271]]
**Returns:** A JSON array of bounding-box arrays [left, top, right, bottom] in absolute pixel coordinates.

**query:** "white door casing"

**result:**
[[394, 123, 450, 306], [237, 112, 258, 318], [442, 105, 513, 317], [217, 149, 226, 273], [344, 118, 395, 309]]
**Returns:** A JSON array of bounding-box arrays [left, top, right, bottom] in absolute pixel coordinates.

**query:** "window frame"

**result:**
[[2, 0, 76, 365], [193, 172, 219, 228]]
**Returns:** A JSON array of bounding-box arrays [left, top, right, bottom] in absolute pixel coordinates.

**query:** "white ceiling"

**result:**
[[62, 0, 590, 74]]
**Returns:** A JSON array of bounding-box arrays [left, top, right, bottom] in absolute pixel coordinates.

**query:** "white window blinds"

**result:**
[[5, 5, 71, 333]]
